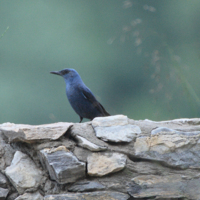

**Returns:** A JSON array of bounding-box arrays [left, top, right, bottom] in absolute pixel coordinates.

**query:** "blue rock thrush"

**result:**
[[50, 68, 110, 122]]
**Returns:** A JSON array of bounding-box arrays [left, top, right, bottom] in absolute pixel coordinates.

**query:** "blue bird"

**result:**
[[50, 68, 110, 122]]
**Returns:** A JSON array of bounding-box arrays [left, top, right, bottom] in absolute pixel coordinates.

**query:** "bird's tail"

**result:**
[[99, 103, 110, 116]]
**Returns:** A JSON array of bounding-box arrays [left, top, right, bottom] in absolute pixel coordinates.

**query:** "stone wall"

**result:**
[[0, 115, 200, 200]]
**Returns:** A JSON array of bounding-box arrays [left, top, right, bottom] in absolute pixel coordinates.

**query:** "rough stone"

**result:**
[[128, 174, 200, 199], [70, 122, 108, 148], [7, 192, 19, 200], [15, 191, 43, 200], [39, 146, 85, 184], [5, 151, 43, 194], [134, 126, 200, 168], [44, 191, 130, 200], [68, 180, 105, 192], [0, 187, 9, 200], [74, 135, 107, 151], [73, 146, 92, 162], [92, 115, 141, 142], [87, 152, 127, 176], [0, 173, 7, 188], [6, 192, 19, 200], [92, 115, 129, 126], [0, 132, 15, 170], [0, 122, 73, 143]]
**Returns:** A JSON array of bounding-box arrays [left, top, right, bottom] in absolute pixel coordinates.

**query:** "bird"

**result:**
[[50, 68, 110, 123]]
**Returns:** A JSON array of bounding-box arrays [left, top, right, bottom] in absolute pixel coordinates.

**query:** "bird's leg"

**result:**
[[79, 116, 83, 123]]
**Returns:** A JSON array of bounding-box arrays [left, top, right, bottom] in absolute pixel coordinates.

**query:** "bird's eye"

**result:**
[[63, 70, 70, 75]]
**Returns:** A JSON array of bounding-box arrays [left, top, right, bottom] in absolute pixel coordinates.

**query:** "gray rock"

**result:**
[[70, 122, 108, 148], [5, 151, 43, 194], [6, 192, 19, 200], [0, 122, 73, 143], [0, 132, 15, 170], [39, 146, 85, 184], [0, 187, 9, 200], [68, 180, 105, 192], [128, 174, 200, 199], [15, 191, 43, 200], [0, 173, 7, 188], [134, 126, 200, 168], [44, 191, 130, 200], [74, 135, 107, 151], [87, 152, 127, 176], [92, 115, 141, 142]]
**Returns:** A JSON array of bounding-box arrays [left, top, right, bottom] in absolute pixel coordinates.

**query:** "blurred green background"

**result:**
[[0, 0, 200, 124]]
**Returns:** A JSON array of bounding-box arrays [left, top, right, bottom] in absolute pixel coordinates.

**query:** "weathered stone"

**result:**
[[70, 122, 108, 148], [134, 127, 200, 168], [0, 173, 7, 188], [92, 115, 141, 142], [0, 132, 15, 170], [7, 192, 19, 200], [95, 124, 141, 143], [74, 135, 107, 151], [87, 152, 127, 176], [39, 146, 85, 184], [5, 151, 43, 194], [0, 122, 73, 143], [6, 192, 19, 200], [44, 191, 130, 200], [92, 115, 129, 126], [73, 146, 92, 162], [128, 174, 200, 199], [15, 191, 43, 200], [0, 187, 9, 200], [68, 180, 105, 192]]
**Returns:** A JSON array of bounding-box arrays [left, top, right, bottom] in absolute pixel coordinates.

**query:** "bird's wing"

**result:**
[[81, 86, 110, 116]]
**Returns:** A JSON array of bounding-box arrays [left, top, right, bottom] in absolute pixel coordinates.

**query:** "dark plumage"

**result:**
[[50, 68, 110, 122]]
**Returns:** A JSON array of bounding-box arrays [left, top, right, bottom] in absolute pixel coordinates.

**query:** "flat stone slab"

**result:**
[[92, 115, 129, 127], [92, 115, 141, 142], [68, 180, 105, 192], [15, 191, 43, 200], [128, 174, 200, 199], [44, 191, 130, 200], [0, 122, 73, 143], [87, 152, 127, 176], [75, 135, 107, 151], [39, 146, 85, 184], [5, 151, 43, 194], [134, 127, 200, 168]]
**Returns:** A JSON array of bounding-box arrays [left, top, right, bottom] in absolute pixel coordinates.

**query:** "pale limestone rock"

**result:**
[[44, 191, 130, 200], [94, 124, 141, 142], [5, 151, 43, 194], [15, 191, 43, 200], [92, 115, 129, 127], [92, 115, 141, 142], [39, 146, 85, 184], [0, 187, 9, 200], [75, 135, 107, 151], [87, 152, 127, 176], [0, 122, 73, 143]]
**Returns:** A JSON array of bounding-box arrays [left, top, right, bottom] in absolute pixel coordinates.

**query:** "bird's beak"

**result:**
[[50, 71, 62, 76]]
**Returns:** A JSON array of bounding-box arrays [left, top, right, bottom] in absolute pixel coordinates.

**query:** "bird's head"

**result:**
[[50, 68, 80, 82]]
